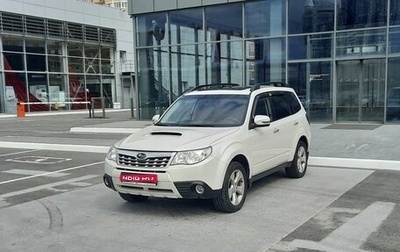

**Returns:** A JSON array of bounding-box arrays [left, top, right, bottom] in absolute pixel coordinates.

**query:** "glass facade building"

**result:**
[[131, 0, 400, 124], [0, 11, 117, 113]]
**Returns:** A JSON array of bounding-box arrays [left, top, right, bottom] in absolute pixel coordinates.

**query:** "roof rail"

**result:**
[[250, 82, 290, 91], [189, 83, 241, 92]]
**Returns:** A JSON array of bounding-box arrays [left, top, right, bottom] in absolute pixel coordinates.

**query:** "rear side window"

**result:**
[[285, 92, 301, 114]]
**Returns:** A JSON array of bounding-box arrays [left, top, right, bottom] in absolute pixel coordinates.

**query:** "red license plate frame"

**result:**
[[119, 172, 158, 184]]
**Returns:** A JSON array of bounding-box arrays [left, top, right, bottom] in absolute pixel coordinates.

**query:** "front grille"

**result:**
[[118, 150, 173, 168]]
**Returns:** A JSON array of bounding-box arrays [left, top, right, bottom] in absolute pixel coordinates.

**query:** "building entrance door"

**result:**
[[336, 59, 385, 123]]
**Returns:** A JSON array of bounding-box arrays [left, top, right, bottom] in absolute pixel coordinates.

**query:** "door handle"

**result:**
[[294, 121, 299, 126], [273, 128, 279, 133]]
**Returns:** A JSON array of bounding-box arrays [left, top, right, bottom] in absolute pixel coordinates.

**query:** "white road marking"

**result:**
[[0, 149, 39, 157], [2, 169, 69, 178], [309, 157, 400, 171], [279, 201, 396, 252], [70, 127, 140, 134], [0, 161, 104, 185], [0, 141, 109, 153], [6, 156, 71, 164], [0, 175, 98, 200]]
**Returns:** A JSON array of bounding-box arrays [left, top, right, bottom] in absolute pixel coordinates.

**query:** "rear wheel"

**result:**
[[285, 141, 308, 178], [213, 162, 248, 213], [119, 193, 149, 203]]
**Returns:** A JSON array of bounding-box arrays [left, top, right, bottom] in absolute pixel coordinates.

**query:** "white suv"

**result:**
[[104, 83, 311, 213]]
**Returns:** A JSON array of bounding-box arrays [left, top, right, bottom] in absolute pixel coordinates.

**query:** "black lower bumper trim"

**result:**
[[103, 174, 116, 191], [174, 181, 220, 199]]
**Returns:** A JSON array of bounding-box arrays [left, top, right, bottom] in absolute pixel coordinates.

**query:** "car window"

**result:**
[[254, 95, 273, 119], [270, 94, 292, 121], [285, 92, 301, 114], [158, 94, 249, 127]]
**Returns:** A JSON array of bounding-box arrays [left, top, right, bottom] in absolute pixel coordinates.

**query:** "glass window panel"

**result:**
[[171, 45, 205, 97], [68, 57, 84, 73], [170, 8, 204, 44], [337, 0, 387, 30], [387, 58, 400, 122], [336, 29, 386, 58], [5, 72, 27, 103], [245, 38, 285, 85], [137, 13, 168, 47], [2, 36, 23, 52], [47, 41, 63, 55], [389, 28, 400, 54], [85, 58, 100, 74], [289, 33, 332, 60], [206, 3, 242, 41], [288, 61, 332, 122], [3, 53, 24, 70], [137, 47, 170, 119], [48, 56, 64, 72], [288, 0, 334, 34], [390, 0, 400, 25], [49, 74, 67, 110], [28, 73, 48, 104], [85, 44, 99, 58], [27, 54, 46, 71], [101, 59, 113, 74], [206, 41, 243, 85], [101, 47, 111, 60], [68, 74, 88, 110], [68, 43, 83, 57], [245, 0, 286, 38], [25, 39, 45, 54]]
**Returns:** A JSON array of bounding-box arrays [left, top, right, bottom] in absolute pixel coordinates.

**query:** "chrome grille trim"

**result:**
[[117, 149, 173, 168]]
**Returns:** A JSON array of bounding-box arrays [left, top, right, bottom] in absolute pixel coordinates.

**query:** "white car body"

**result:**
[[104, 84, 311, 212]]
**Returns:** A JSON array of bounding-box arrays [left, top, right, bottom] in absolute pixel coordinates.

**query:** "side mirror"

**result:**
[[152, 114, 160, 124], [254, 115, 271, 127]]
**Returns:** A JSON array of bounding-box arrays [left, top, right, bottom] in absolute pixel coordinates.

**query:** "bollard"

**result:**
[[17, 102, 25, 117]]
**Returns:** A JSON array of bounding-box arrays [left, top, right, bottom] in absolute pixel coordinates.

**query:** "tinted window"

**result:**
[[285, 92, 301, 114], [270, 94, 292, 120]]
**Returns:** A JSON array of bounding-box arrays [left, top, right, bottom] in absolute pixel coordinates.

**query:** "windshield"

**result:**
[[156, 94, 249, 127]]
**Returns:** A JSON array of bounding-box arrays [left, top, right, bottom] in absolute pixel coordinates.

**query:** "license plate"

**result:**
[[119, 172, 158, 184]]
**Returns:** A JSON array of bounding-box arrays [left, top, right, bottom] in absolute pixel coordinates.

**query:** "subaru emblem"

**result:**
[[137, 153, 147, 160]]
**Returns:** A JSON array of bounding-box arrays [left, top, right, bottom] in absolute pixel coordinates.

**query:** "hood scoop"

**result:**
[[151, 132, 182, 136]]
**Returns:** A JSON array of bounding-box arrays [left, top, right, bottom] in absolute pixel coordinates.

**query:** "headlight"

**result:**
[[171, 147, 212, 165], [106, 146, 118, 162]]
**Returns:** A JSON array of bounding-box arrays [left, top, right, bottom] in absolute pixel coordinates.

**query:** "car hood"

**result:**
[[116, 126, 239, 151]]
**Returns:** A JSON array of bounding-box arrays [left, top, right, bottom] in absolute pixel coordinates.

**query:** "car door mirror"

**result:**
[[152, 114, 160, 124], [254, 115, 271, 127]]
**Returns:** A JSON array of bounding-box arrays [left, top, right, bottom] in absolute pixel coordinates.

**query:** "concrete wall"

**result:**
[[128, 0, 245, 15]]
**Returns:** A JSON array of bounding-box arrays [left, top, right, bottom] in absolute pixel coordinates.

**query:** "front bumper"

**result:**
[[104, 156, 226, 199]]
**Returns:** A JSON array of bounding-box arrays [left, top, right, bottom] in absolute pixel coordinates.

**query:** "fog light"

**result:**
[[195, 184, 205, 194], [104, 177, 110, 186]]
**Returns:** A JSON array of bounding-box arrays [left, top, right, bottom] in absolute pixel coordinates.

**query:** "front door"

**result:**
[[336, 59, 385, 123]]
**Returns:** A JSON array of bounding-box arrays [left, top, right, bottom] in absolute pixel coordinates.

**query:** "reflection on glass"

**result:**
[[337, 0, 387, 30], [137, 13, 168, 47], [85, 58, 100, 74], [49, 74, 67, 110], [245, 38, 285, 85], [289, 34, 332, 60], [25, 39, 45, 54], [336, 29, 386, 58], [47, 41, 63, 55], [170, 8, 204, 44], [48, 56, 63, 73], [288, 62, 332, 122], [387, 58, 400, 121], [389, 28, 400, 54], [3, 53, 24, 70], [27, 54, 46, 71], [68, 43, 83, 57], [390, 0, 400, 25], [288, 0, 334, 34], [68, 57, 84, 73], [245, 0, 286, 37], [2, 36, 23, 52], [206, 3, 242, 41]]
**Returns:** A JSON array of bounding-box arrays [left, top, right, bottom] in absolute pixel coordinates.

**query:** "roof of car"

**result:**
[[183, 83, 294, 96]]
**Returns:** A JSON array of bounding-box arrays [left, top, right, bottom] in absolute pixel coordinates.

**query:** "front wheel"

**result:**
[[119, 193, 149, 203], [213, 162, 248, 213], [285, 141, 308, 178]]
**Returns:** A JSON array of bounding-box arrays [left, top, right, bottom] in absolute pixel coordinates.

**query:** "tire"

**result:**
[[285, 141, 308, 178], [119, 193, 149, 203], [213, 162, 248, 213]]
